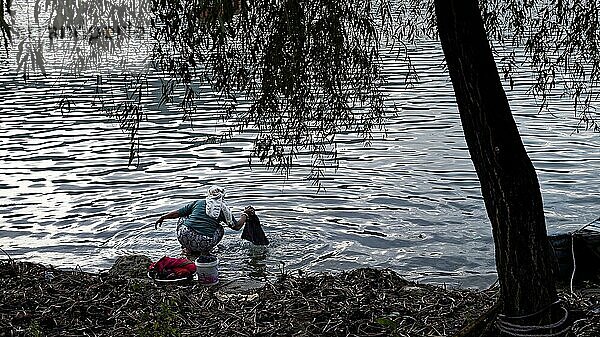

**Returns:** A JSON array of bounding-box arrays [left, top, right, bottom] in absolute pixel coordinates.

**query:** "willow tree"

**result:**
[[5, 0, 600, 335], [148, 3, 596, 334], [437, 2, 559, 335], [0, 0, 11, 50]]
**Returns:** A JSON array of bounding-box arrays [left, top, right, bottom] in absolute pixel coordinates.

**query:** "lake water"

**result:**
[[1, 38, 598, 289]]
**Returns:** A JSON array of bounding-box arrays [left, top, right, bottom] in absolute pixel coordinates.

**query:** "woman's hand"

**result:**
[[155, 210, 180, 229], [155, 216, 164, 229], [244, 205, 255, 216], [232, 206, 254, 231]]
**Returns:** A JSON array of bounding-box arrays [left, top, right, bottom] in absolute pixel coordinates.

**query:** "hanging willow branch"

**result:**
[[150, 0, 395, 181], [0, 0, 13, 52], [3, 0, 598, 174], [481, 0, 600, 132]]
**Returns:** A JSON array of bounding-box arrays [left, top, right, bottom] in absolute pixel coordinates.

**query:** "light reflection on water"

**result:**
[[0, 40, 599, 289]]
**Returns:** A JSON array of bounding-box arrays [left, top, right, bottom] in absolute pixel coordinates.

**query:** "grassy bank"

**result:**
[[0, 257, 598, 336]]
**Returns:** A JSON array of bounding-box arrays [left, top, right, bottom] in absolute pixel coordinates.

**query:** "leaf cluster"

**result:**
[[0, 0, 14, 51], [481, 0, 600, 132], [3, 0, 599, 177], [150, 0, 398, 181]]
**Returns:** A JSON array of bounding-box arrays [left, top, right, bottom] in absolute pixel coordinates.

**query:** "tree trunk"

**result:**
[[434, 0, 558, 320], [1, 0, 12, 46]]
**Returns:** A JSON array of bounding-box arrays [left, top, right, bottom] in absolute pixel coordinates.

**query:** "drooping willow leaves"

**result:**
[[150, 0, 393, 180], [0, 0, 14, 52], [149, 0, 600, 180], [481, 0, 600, 132], [2, 0, 598, 176], [6, 0, 152, 165]]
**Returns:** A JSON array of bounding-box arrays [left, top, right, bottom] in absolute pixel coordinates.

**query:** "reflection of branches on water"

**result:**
[[5, 0, 152, 81], [42, 0, 150, 42], [58, 96, 71, 115], [94, 73, 149, 167], [52, 72, 147, 167], [4, 1, 154, 166]]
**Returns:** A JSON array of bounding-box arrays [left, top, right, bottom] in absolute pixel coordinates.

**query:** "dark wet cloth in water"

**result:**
[[241, 212, 269, 246]]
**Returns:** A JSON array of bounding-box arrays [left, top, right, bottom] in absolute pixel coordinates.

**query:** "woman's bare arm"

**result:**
[[155, 210, 180, 229], [231, 213, 247, 231], [230, 206, 255, 231]]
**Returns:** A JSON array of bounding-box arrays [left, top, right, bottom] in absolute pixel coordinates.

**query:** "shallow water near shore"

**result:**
[[0, 37, 599, 289]]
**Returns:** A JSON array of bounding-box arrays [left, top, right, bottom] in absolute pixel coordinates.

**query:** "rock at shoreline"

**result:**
[[107, 254, 152, 279]]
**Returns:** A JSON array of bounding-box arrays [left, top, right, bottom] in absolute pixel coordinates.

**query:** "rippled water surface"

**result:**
[[1, 40, 598, 289]]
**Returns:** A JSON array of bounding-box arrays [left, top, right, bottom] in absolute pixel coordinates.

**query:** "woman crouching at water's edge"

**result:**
[[155, 185, 254, 255]]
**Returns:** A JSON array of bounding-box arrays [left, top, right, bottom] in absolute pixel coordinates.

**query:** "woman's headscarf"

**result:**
[[205, 185, 234, 227]]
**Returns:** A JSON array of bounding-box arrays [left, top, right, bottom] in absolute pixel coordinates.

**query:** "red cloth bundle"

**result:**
[[148, 256, 197, 280]]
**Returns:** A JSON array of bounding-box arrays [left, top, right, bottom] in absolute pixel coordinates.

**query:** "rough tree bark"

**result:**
[[434, 0, 558, 322], [1, 0, 12, 47]]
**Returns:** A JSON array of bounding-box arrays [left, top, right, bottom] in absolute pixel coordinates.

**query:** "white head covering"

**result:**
[[205, 185, 234, 227]]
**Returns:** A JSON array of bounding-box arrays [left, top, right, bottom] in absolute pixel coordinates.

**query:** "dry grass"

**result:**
[[0, 258, 598, 337]]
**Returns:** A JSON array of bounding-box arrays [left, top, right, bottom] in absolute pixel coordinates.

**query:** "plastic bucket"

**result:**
[[195, 255, 219, 285]]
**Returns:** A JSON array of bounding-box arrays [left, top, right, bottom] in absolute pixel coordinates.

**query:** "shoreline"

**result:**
[[1, 256, 598, 336]]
